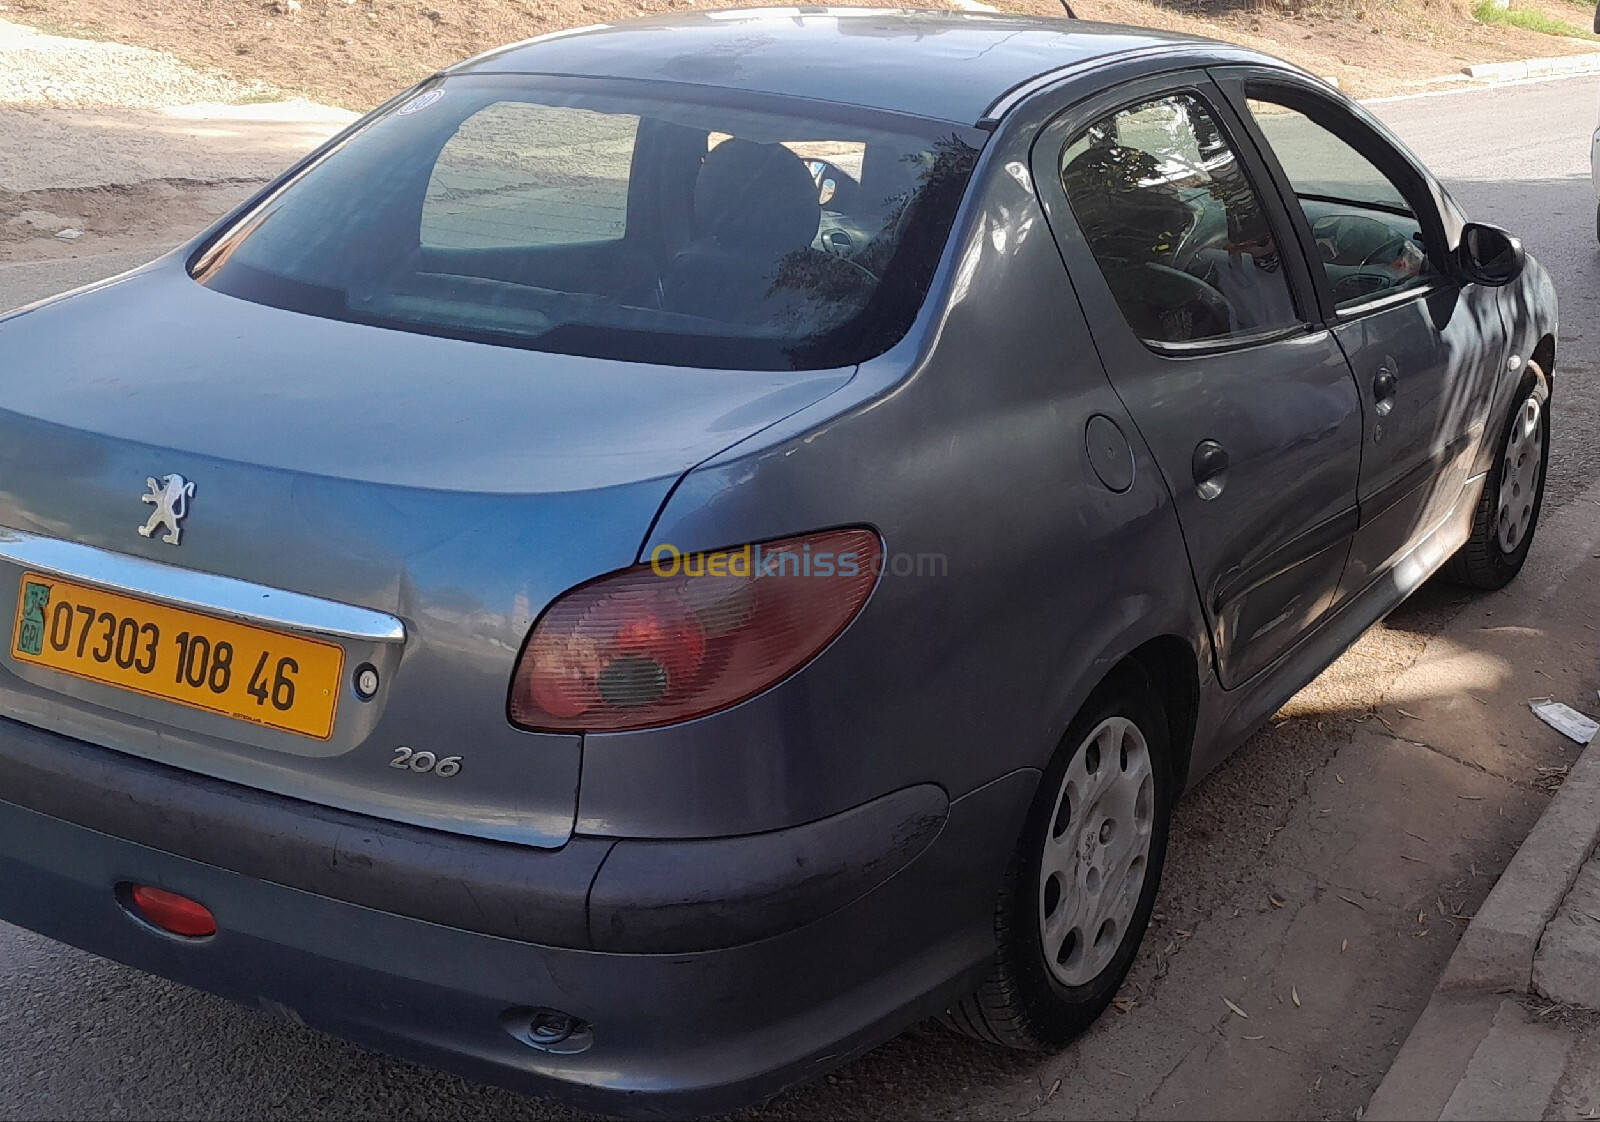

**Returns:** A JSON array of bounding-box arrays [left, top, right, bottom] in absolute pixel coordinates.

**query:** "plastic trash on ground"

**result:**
[[1529, 697, 1600, 745]]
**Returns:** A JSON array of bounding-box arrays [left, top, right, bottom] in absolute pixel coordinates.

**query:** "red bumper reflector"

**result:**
[[129, 885, 217, 937]]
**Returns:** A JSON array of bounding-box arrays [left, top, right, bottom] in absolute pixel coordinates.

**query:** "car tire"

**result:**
[[944, 664, 1172, 1051], [1443, 363, 1550, 591]]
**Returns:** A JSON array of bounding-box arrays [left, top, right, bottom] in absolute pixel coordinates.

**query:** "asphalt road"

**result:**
[[1, 73, 1598, 1122]]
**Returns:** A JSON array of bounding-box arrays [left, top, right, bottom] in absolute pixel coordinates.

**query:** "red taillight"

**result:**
[[128, 885, 217, 938], [509, 528, 881, 732]]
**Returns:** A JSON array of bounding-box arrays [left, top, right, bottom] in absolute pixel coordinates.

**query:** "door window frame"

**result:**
[[1208, 67, 1461, 324], [1029, 69, 1326, 359]]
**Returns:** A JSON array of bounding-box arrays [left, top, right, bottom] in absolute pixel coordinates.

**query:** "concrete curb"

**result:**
[[1464, 51, 1600, 82], [1438, 733, 1600, 991], [1366, 734, 1600, 1120], [1365, 992, 1505, 1121]]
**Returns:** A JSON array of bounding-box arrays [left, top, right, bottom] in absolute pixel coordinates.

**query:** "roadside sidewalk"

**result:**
[[1368, 488, 1600, 1122]]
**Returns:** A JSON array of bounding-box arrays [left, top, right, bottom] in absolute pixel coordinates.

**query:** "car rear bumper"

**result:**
[[0, 716, 1034, 1116]]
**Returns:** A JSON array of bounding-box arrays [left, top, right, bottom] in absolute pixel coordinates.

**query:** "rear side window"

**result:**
[[422, 103, 637, 249], [1060, 91, 1301, 346], [191, 77, 985, 371]]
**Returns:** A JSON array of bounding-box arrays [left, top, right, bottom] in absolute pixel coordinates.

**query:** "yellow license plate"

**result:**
[[11, 572, 344, 740]]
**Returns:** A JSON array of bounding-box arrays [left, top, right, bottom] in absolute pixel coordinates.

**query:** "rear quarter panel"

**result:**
[[577, 121, 1213, 839]]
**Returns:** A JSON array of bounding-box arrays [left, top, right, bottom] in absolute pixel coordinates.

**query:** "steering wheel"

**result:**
[[1313, 213, 1424, 305], [1313, 213, 1408, 266], [1359, 234, 1412, 269], [1132, 262, 1233, 342], [814, 228, 879, 285]]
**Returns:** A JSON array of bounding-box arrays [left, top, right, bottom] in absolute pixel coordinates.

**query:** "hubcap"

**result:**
[[1038, 716, 1156, 988], [1496, 396, 1544, 555]]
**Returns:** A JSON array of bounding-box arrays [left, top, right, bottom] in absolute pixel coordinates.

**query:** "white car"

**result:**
[[1593, 119, 1600, 238], [1593, 6, 1600, 236]]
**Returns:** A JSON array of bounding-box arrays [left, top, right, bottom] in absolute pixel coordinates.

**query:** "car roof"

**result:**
[[449, 7, 1233, 125]]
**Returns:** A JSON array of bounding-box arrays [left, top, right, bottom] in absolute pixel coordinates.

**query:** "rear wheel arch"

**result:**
[[1051, 636, 1200, 799], [1123, 636, 1200, 793]]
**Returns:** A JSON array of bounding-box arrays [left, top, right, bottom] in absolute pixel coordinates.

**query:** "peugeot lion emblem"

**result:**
[[137, 474, 195, 546]]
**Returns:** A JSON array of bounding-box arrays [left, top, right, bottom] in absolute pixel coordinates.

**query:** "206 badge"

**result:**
[[137, 474, 195, 546]]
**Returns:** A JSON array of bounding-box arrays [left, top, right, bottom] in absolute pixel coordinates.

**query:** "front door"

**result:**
[[1032, 76, 1364, 688], [1220, 73, 1510, 594]]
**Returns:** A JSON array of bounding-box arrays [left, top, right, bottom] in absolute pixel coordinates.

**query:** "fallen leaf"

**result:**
[[1341, 938, 1348, 952], [1405, 830, 1429, 843], [1399, 853, 1423, 862], [1336, 773, 1344, 784], [1338, 894, 1365, 910], [1397, 708, 1419, 719], [1458, 795, 1484, 801], [1269, 893, 1284, 909], [1244, 1034, 1264, 1040], [1292, 986, 1301, 1007], [1223, 997, 1249, 1019]]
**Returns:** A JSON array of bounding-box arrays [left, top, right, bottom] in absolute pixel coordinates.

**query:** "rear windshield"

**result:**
[[191, 76, 985, 370]]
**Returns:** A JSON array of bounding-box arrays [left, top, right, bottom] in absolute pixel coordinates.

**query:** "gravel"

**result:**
[[0, 17, 278, 109]]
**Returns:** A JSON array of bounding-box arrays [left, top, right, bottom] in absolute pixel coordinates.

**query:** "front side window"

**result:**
[[1061, 91, 1300, 346], [191, 77, 985, 371], [1244, 94, 1439, 310]]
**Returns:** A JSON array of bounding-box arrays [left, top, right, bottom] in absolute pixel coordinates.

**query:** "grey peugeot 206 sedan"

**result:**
[[0, 7, 1557, 1116]]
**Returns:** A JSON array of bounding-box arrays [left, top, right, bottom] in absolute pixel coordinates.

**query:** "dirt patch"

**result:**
[[3, 0, 908, 111], [8, 0, 1599, 111], [0, 180, 255, 262]]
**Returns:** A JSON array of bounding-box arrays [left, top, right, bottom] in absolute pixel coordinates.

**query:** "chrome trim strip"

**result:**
[[0, 529, 406, 644]]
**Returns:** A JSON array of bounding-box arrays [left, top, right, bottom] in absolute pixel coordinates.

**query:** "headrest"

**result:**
[[694, 138, 821, 254], [1062, 143, 1162, 196]]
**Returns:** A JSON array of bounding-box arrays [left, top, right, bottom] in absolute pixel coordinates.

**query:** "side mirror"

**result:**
[[1456, 222, 1525, 287]]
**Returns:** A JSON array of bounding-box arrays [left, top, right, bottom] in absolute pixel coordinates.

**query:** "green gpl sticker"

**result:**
[[17, 580, 50, 656]]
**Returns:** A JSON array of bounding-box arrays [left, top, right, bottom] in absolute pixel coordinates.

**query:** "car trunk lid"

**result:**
[[0, 263, 854, 845]]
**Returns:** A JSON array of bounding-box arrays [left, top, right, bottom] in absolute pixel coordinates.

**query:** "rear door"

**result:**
[[1031, 73, 1364, 688], [1216, 71, 1509, 594]]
